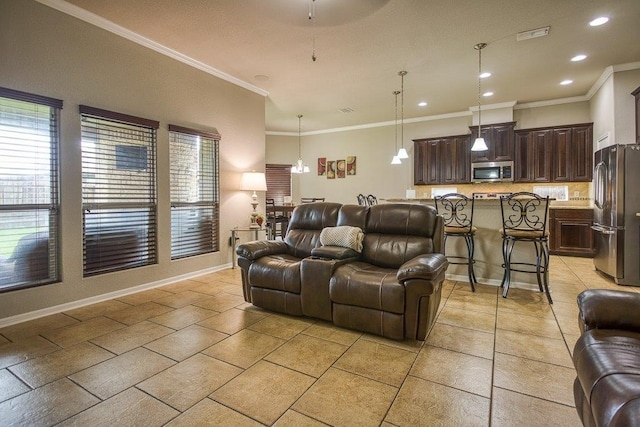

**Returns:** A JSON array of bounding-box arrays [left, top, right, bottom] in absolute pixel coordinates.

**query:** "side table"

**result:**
[[230, 227, 266, 268]]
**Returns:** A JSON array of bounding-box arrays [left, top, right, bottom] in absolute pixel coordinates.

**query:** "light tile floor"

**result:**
[[0, 256, 636, 426]]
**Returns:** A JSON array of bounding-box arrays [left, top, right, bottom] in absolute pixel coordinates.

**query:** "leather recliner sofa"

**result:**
[[573, 289, 640, 426], [236, 202, 449, 340]]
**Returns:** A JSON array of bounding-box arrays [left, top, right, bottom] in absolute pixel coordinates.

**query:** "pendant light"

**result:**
[[471, 43, 489, 152], [391, 90, 402, 165], [291, 114, 310, 173], [397, 71, 409, 159]]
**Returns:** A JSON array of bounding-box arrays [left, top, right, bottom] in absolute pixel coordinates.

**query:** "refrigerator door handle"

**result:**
[[591, 225, 615, 234], [594, 161, 606, 209]]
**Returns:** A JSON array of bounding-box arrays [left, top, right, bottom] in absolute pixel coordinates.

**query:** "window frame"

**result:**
[[79, 105, 159, 277], [168, 124, 221, 260], [0, 87, 62, 293]]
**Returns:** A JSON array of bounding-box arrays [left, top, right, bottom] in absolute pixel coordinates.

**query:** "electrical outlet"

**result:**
[[574, 191, 580, 197]]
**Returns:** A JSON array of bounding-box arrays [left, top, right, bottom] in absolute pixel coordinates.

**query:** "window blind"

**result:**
[[80, 105, 159, 276], [0, 87, 62, 292], [169, 125, 220, 259], [265, 164, 292, 204]]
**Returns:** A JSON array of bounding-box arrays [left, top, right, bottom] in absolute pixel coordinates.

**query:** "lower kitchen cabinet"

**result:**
[[549, 208, 595, 257]]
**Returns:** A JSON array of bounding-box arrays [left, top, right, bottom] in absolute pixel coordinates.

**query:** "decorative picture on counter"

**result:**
[[337, 159, 346, 178], [327, 160, 336, 179], [346, 156, 356, 175], [317, 157, 326, 176]]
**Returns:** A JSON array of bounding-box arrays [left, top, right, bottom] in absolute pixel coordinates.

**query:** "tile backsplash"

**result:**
[[415, 182, 592, 207]]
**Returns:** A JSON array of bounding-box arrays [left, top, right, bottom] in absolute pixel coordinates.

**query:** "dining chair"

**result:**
[[266, 198, 288, 240]]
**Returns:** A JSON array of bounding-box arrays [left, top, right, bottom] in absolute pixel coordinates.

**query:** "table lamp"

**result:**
[[240, 171, 268, 228]]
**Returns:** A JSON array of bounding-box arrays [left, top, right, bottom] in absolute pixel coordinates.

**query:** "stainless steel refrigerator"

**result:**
[[592, 144, 640, 286]]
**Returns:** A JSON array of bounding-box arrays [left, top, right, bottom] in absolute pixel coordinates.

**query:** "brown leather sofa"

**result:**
[[236, 202, 448, 340], [573, 289, 640, 426]]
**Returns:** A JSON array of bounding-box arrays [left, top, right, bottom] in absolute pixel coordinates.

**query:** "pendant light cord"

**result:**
[[394, 91, 400, 152], [474, 43, 486, 136], [309, 0, 317, 61], [298, 114, 303, 159], [399, 71, 406, 149]]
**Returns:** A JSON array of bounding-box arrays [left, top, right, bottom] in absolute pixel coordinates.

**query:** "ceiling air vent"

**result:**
[[517, 26, 550, 41], [338, 107, 354, 113]]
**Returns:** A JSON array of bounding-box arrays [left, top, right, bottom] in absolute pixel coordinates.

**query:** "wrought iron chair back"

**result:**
[[434, 193, 474, 230]]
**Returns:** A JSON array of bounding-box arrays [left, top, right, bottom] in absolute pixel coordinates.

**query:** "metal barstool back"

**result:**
[[367, 194, 378, 206], [499, 192, 552, 303], [357, 194, 367, 206], [434, 193, 477, 291]]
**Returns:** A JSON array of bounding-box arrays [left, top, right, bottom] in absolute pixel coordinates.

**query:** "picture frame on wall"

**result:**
[[337, 159, 346, 178], [317, 157, 326, 176], [327, 160, 336, 179], [346, 156, 356, 175]]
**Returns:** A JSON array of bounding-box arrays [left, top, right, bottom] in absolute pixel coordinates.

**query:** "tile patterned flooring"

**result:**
[[0, 256, 635, 426]]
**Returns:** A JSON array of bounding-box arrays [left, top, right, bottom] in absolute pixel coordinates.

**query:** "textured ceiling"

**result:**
[[53, 0, 640, 133]]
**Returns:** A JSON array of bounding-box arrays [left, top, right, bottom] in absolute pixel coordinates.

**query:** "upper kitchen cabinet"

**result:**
[[552, 123, 593, 182], [514, 129, 552, 182], [633, 86, 640, 144], [469, 122, 516, 163], [414, 135, 471, 185]]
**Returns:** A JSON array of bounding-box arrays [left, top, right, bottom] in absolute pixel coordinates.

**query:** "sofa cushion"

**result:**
[[284, 202, 341, 258], [248, 254, 303, 294], [362, 204, 437, 269], [573, 329, 640, 426], [320, 226, 364, 252], [330, 261, 405, 314]]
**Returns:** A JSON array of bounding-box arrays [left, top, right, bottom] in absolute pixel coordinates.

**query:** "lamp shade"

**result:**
[[471, 137, 488, 151], [397, 147, 409, 159], [240, 172, 267, 191]]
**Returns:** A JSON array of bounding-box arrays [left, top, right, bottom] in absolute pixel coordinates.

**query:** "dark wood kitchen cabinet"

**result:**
[[469, 122, 516, 163], [413, 135, 470, 185], [514, 123, 593, 183], [549, 208, 595, 257], [514, 129, 552, 182], [552, 124, 593, 182]]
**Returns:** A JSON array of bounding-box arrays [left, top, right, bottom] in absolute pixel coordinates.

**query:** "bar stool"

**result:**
[[499, 192, 552, 303], [434, 193, 477, 291]]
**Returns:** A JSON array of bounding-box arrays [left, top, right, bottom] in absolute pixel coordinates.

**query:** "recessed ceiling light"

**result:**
[[589, 17, 609, 26], [571, 54, 587, 62], [338, 107, 354, 113], [479, 72, 491, 79], [254, 74, 269, 81], [560, 80, 573, 85], [418, 101, 427, 107], [483, 92, 494, 97]]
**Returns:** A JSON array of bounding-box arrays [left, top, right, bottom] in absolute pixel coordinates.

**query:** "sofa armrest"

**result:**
[[577, 289, 640, 333], [236, 240, 288, 261], [311, 245, 360, 260], [396, 253, 448, 282]]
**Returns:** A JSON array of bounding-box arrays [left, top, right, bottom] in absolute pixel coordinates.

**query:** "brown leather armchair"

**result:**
[[573, 289, 640, 426], [236, 202, 448, 340]]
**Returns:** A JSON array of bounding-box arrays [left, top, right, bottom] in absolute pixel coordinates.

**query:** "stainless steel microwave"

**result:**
[[471, 161, 514, 183]]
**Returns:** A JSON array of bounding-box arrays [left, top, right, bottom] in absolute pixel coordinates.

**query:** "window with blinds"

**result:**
[[0, 87, 61, 292], [169, 125, 220, 259], [80, 106, 158, 277], [265, 164, 292, 204]]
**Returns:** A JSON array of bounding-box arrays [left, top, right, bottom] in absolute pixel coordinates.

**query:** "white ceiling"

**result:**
[[48, 0, 640, 133]]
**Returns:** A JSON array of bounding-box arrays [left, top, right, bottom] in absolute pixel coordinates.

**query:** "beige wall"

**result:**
[[0, 0, 265, 321], [614, 68, 640, 144]]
